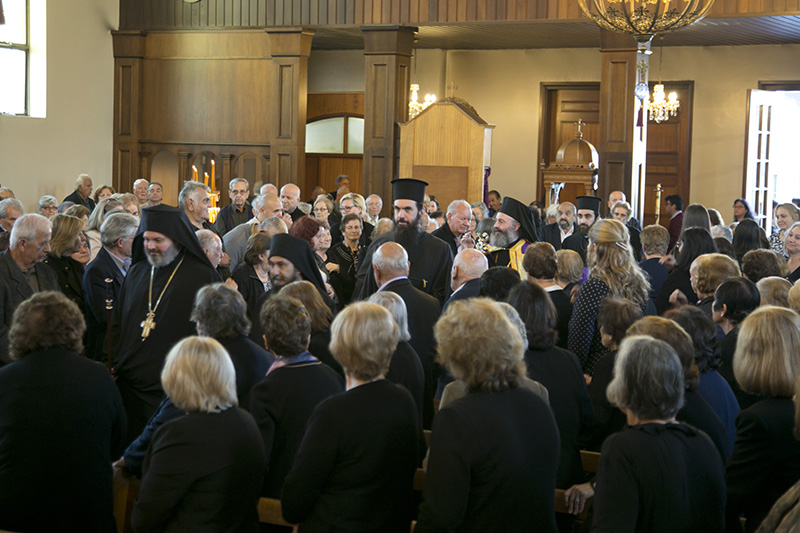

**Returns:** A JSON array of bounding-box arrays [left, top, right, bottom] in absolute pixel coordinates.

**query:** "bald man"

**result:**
[[444, 249, 488, 312], [280, 184, 304, 223], [606, 190, 642, 231], [374, 242, 440, 429]]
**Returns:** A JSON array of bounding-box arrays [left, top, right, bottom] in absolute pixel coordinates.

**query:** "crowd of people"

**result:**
[[2, 176, 800, 532]]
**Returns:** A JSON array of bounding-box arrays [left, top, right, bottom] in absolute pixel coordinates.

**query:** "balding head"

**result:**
[[257, 216, 288, 238], [280, 184, 301, 213], [608, 190, 626, 210], [373, 242, 409, 287], [451, 248, 489, 290], [260, 183, 278, 196], [255, 193, 282, 221], [446, 200, 472, 236]]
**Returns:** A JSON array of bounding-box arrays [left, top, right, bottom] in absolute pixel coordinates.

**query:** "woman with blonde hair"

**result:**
[[726, 307, 800, 532], [568, 218, 651, 374], [43, 215, 89, 316], [282, 302, 420, 531], [132, 336, 266, 531], [85, 197, 123, 261], [769, 202, 800, 257]]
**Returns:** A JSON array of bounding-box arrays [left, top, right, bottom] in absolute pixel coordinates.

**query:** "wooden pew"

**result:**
[[580, 450, 601, 473], [257, 497, 298, 532]]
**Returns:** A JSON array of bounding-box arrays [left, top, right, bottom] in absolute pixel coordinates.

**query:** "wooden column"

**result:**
[[111, 30, 147, 194], [598, 30, 649, 219], [267, 28, 314, 188], [361, 25, 416, 207], [221, 153, 233, 205]]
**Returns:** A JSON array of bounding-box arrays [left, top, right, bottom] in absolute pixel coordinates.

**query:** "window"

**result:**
[[0, 0, 46, 117], [305, 116, 364, 155]]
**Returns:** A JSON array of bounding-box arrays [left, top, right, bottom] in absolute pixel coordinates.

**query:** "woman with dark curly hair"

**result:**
[[0, 292, 125, 532], [666, 306, 740, 454]]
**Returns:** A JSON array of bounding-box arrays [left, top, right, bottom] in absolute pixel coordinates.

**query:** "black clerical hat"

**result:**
[[269, 233, 326, 294], [132, 204, 212, 266], [392, 178, 428, 203], [498, 196, 538, 243], [576, 196, 602, 214]]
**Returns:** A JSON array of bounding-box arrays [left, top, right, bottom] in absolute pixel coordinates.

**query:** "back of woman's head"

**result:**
[[676, 227, 717, 271], [693, 253, 741, 296], [260, 295, 311, 357], [712, 277, 760, 325], [191, 283, 251, 339], [607, 335, 685, 421], [435, 299, 526, 392], [734, 306, 800, 398], [790, 282, 800, 315], [162, 336, 237, 413], [742, 249, 789, 283], [732, 219, 769, 262], [587, 219, 650, 305], [288, 215, 322, 244], [49, 214, 84, 257], [757, 276, 793, 308], [281, 281, 332, 331], [597, 298, 643, 348], [627, 316, 699, 390], [506, 281, 557, 350], [664, 306, 720, 373], [9, 291, 85, 360], [368, 291, 411, 341], [681, 204, 711, 234], [330, 302, 399, 381], [479, 267, 520, 301], [556, 249, 584, 284]]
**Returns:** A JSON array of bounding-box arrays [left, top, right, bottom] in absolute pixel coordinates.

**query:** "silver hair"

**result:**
[[545, 204, 558, 220], [495, 302, 529, 352], [371, 218, 394, 239], [374, 243, 409, 274], [710, 224, 733, 243], [366, 194, 383, 206], [368, 291, 412, 341], [229, 178, 249, 191], [133, 178, 149, 188], [446, 199, 471, 216], [196, 228, 221, 251], [178, 181, 210, 209], [607, 335, 685, 420], [0, 198, 24, 218], [37, 195, 58, 212], [251, 194, 266, 211], [559, 201, 576, 212], [470, 202, 488, 219], [100, 212, 139, 248], [258, 216, 288, 236], [190, 283, 251, 339], [10, 214, 50, 249], [75, 174, 91, 189]]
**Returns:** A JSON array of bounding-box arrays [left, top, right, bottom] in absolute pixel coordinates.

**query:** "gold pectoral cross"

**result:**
[[141, 311, 156, 339]]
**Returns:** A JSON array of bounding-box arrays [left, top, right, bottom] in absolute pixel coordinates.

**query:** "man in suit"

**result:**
[[83, 212, 139, 362], [280, 183, 305, 224], [444, 248, 488, 312], [563, 196, 602, 265], [373, 242, 440, 429], [179, 181, 231, 278], [432, 200, 474, 257], [0, 214, 59, 365], [665, 194, 685, 252], [542, 201, 576, 251], [62, 174, 96, 211]]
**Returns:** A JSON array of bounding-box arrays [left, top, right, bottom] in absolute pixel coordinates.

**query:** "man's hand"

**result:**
[[564, 482, 594, 515]]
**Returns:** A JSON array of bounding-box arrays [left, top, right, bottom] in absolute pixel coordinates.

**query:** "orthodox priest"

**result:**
[[111, 205, 220, 443], [562, 195, 602, 265], [355, 179, 454, 304], [485, 196, 540, 279]]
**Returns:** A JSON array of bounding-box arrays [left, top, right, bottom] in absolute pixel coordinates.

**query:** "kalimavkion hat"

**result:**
[[576, 196, 602, 214], [391, 179, 428, 204], [498, 196, 539, 243]]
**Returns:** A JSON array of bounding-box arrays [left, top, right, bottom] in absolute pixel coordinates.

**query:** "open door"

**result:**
[[743, 89, 782, 233]]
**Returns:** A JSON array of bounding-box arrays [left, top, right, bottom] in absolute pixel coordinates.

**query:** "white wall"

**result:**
[[0, 0, 118, 213], [309, 44, 800, 216]]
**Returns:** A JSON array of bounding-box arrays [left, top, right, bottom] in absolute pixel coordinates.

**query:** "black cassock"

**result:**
[[354, 230, 453, 304], [562, 232, 589, 265], [111, 251, 220, 444]]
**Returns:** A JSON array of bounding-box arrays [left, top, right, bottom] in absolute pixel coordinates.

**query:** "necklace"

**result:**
[[141, 253, 186, 339]]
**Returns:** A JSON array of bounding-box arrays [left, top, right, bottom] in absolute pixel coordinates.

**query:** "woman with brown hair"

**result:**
[[568, 219, 651, 375], [327, 213, 365, 304], [281, 280, 341, 375]]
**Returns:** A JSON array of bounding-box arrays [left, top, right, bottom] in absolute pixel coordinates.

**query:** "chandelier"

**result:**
[[576, 0, 716, 45], [409, 84, 436, 119], [648, 46, 679, 123]]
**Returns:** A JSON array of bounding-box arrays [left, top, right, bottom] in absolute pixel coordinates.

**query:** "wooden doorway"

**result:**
[[539, 82, 693, 226]]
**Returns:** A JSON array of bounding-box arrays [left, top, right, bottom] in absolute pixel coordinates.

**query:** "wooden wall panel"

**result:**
[[120, 0, 799, 28], [307, 93, 364, 120]]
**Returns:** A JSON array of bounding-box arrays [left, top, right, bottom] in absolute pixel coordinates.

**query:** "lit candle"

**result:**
[[204, 172, 209, 187], [192, 165, 198, 181], [211, 160, 216, 191]]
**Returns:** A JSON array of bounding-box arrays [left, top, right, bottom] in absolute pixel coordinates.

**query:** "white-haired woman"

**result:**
[[282, 302, 420, 531], [591, 335, 726, 532], [568, 219, 652, 375], [132, 336, 266, 531]]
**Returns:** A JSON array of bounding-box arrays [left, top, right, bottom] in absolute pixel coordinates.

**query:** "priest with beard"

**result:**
[[485, 197, 540, 279], [562, 196, 601, 265], [355, 179, 454, 304], [110, 205, 221, 444]]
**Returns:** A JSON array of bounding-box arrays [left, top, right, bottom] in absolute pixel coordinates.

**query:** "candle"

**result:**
[[211, 160, 216, 191], [204, 172, 209, 187], [192, 165, 198, 181]]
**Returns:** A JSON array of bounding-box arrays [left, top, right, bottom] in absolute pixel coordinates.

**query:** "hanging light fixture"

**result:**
[[408, 40, 436, 120], [648, 46, 680, 123]]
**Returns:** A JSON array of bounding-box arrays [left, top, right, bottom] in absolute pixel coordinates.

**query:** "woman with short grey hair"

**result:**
[[37, 195, 58, 218], [590, 335, 726, 532]]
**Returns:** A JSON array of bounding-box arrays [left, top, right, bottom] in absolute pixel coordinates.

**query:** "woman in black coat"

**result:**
[[415, 299, 561, 532], [232, 232, 272, 343], [326, 213, 365, 305], [281, 280, 343, 375], [132, 336, 266, 531], [725, 306, 800, 533], [656, 227, 717, 314], [589, 335, 726, 532], [282, 302, 420, 531]]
